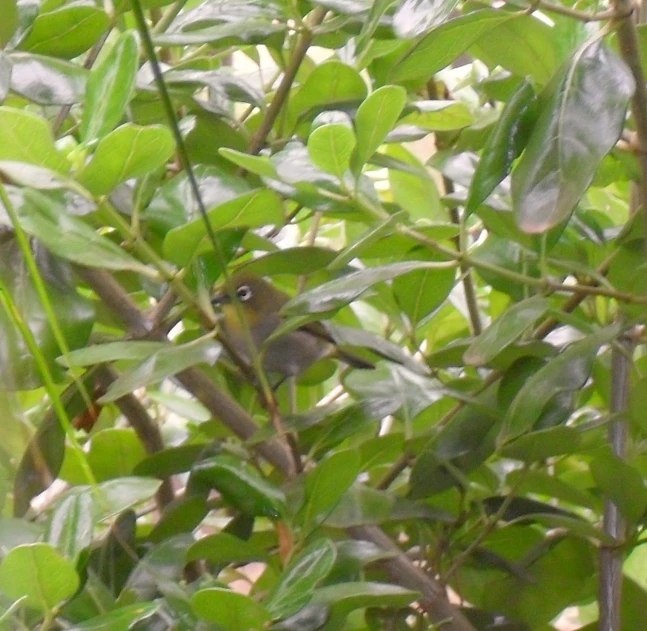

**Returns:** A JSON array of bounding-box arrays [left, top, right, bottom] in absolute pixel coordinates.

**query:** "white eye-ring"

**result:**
[[237, 285, 252, 301]]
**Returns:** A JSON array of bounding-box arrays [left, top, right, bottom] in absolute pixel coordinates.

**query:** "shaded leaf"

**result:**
[[191, 588, 271, 630]]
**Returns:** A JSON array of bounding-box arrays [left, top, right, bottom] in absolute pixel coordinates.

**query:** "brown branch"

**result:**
[[598, 331, 635, 631], [95, 365, 175, 510], [247, 7, 326, 155], [611, 4, 647, 257], [528, 0, 631, 22]]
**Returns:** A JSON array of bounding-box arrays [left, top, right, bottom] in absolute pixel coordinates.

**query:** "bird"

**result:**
[[211, 272, 374, 379]]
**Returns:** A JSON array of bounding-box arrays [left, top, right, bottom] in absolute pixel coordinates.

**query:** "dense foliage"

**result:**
[[1, 0, 647, 629]]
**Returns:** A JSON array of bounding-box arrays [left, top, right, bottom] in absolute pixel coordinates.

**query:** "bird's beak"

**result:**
[[211, 289, 231, 307]]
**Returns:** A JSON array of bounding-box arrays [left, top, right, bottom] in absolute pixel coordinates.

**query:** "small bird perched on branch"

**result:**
[[211, 272, 374, 378]]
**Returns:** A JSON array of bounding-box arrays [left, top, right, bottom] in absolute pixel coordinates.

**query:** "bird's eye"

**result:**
[[237, 285, 252, 301]]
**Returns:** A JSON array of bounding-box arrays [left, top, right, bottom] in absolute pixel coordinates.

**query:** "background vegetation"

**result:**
[[1, 0, 647, 629]]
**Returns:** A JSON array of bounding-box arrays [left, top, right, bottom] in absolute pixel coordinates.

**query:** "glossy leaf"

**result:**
[[307, 123, 356, 178], [0, 543, 79, 611], [58, 341, 168, 368], [464, 295, 549, 365], [284, 261, 455, 314], [499, 426, 580, 462], [266, 539, 336, 619], [390, 10, 518, 82], [163, 188, 283, 265], [0, 107, 68, 172], [98, 339, 222, 403], [393, 0, 459, 38], [500, 327, 619, 442], [45, 492, 94, 561], [81, 31, 138, 143], [17, 190, 151, 273], [20, 5, 109, 58], [512, 41, 634, 233], [77, 124, 175, 196], [191, 454, 286, 518], [352, 85, 407, 172], [325, 484, 395, 527], [467, 79, 537, 213], [9, 53, 87, 105], [299, 450, 360, 530]]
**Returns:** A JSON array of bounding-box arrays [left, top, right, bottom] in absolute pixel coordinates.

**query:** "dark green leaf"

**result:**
[[467, 79, 537, 213], [0, 0, 17, 48], [265, 539, 337, 619], [500, 327, 618, 442], [187, 532, 270, 564], [512, 41, 634, 233], [191, 454, 286, 518], [464, 295, 549, 365]]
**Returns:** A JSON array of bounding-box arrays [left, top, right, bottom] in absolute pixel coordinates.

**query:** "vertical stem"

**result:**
[[598, 333, 634, 631]]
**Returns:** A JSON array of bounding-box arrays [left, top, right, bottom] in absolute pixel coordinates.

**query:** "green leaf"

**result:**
[[187, 532, 270, 564], [0, 0, 17, 48], [500, 327, 619, 442], [307, 123, 356, 178], [467, 79, 537, 213], [352, 85, 407, 171], [58, 341, 168, 368], [87, 429, 147, 481], [9, 53, 87, 105], [191, 454, 286, 518], [390, 10, 519, 82], [590, 453, 647, 522], [512, 41, 634, 233], [0, 107, 68, 172], [17, 190, 151, 274], [464, 295, 549, 365], [499, 426, 581, 462], [66, 603, 159, 631], [265, 539, 337, 619], [134, 445, 208, 478], [163, 189, 283, 265], [147, 390, 211, 422], [77, 123, 175, 196], [393, 0, 459, 38], [81, 31, 139, 143], [289, 61, 367, 127], [325, 484, 395, 527], [284, 261, 455, 314], [385, 145, 444, 221], [401, 100, 474, 131], [470, 15, 560, 85], [218, 148, 279, 178], [98, 340, 222, 403], [191, 588, 271, 630], [312, 582, 418, 614], [91, 477, 162, 520], [148, 495, 209, 543], [19, 5, 109, 58], [45, 492, 94, 561], [0, 543, 79, 612], [299, 450, 360, 530]]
